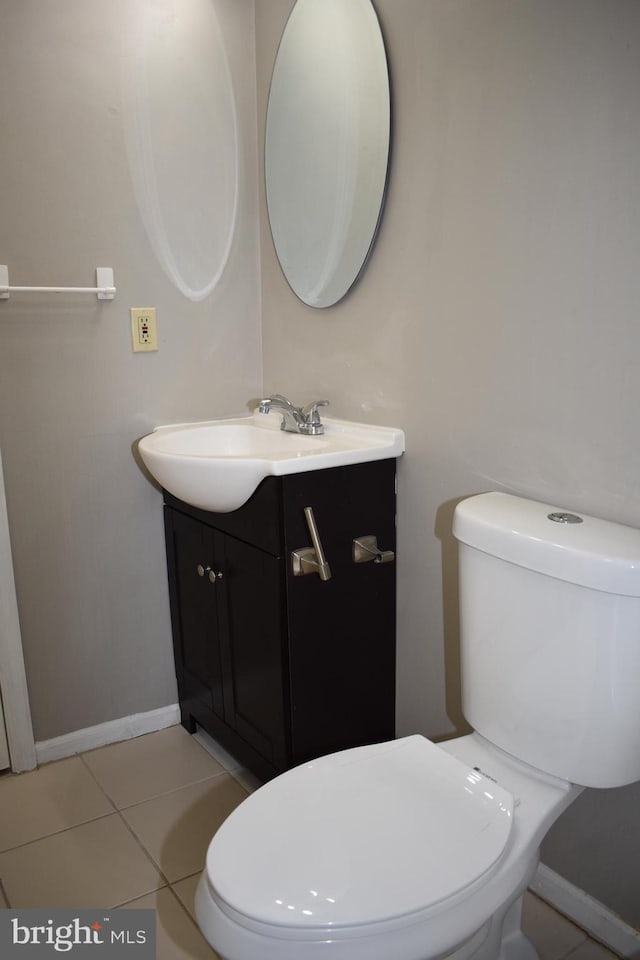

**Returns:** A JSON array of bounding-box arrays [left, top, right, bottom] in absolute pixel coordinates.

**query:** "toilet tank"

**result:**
[[452, 492, 640, 788]]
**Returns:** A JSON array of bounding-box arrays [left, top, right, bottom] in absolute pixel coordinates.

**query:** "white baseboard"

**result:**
[[531, 863, 640, 957], [35, 704, 180, 765]]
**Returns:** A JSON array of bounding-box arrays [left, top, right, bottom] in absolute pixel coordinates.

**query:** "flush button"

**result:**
[[548, 511, 583, 524]]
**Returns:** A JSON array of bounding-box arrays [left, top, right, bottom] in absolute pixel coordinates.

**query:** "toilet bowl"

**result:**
[[195, 492, 640, 960], [196, 733, 581, 960]]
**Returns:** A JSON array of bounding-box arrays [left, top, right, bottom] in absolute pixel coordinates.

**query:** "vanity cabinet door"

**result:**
[[165, 508, 225, 719], [218, 535, 289, 771], [166, 505, 289, 774]]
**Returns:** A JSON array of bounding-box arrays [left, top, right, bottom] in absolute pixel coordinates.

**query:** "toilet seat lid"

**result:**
[[207, 736, 514, 931]]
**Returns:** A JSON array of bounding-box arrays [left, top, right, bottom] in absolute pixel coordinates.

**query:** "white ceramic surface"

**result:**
[[455, 492, 640, 788], [195, 733, 578, 960], [138, 412, 404, 512], [207, 736, 513, 930], [454, 491, 640, 596]]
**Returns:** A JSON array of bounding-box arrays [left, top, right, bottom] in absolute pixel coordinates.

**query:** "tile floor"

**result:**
[[0, 725, 620, 960]]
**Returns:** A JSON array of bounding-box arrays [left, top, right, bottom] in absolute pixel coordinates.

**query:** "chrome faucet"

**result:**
[[258, 394, 329, 435]]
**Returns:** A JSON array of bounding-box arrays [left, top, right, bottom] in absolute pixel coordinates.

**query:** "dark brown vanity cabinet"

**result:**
[[164, 458, 397, 782]]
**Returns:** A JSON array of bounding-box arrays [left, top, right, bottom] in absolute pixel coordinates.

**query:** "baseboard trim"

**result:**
[[35, 704, 180, 765], [531, 863, 640, 957]]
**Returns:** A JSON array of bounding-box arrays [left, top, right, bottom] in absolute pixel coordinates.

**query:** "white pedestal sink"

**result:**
[[138, 411, 405, 513]]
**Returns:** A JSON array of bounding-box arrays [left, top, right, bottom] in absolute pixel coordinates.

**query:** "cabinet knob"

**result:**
[[196, 564, 223, 583]]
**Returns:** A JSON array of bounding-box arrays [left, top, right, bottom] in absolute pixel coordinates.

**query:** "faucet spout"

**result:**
[[258, 394, 297, 415]]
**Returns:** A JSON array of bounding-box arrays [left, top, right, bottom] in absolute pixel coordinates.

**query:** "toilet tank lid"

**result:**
[[453, 492, 640, 597]]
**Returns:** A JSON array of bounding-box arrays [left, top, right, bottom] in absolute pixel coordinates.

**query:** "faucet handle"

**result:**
[[299, 399, 329, 435], [302, 399, 330, 423]]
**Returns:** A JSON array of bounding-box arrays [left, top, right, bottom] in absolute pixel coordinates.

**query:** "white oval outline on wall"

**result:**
[[123, 0, 239, 302]]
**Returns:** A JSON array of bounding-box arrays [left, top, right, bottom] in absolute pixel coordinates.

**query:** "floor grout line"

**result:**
[[0, 875, 11, 909], [165, 882, 207, 934], [113, 805, 172, 891], [77, 751, 120, 811], [111, 880, 170, 909], [111, 770, 232, 812], [0, 811, 117, 856]]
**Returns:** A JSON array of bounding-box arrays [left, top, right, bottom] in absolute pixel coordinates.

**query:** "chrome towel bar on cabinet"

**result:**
[[0, 266, 116, 300]]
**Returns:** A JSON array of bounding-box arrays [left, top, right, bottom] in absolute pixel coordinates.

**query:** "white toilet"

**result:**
[[195, 492, 640, 960]]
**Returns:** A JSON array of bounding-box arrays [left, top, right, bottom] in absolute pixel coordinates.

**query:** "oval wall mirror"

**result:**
[[265, 0, 390, 308]]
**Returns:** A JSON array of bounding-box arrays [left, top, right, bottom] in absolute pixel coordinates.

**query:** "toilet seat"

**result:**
[[206, 736, 514, 936]]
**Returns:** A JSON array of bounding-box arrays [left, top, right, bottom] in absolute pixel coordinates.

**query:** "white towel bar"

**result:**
[[0, 266, 116, 301]]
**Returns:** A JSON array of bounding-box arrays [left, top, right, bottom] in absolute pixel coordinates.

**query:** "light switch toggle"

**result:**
[[352, 535, 395, 564]]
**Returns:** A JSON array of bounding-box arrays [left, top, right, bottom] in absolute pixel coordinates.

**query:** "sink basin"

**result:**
[[138, 412, 404, 512]]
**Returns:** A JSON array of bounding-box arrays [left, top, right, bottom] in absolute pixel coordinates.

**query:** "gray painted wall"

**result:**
[[256, 0, 640, 931], [0, 0, 262, 741], [1, 0, 639, 935]]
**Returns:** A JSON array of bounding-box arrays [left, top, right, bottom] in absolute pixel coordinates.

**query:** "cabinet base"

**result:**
[[181, 697, 280, 782]]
